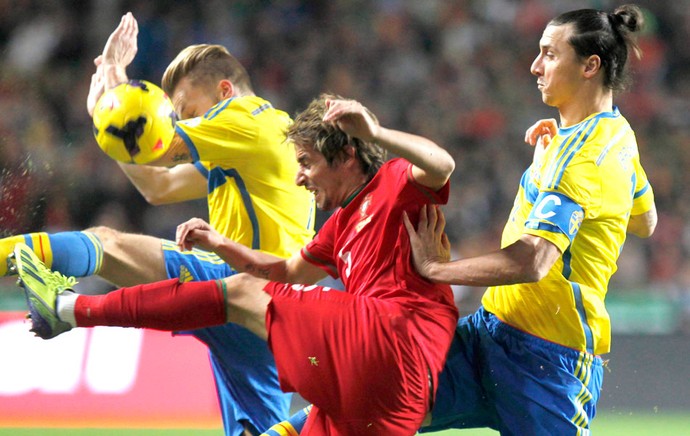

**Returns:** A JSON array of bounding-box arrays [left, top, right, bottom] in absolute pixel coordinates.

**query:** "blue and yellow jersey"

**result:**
[[482, 107, 654, 354], [175, 96, 315, 258]]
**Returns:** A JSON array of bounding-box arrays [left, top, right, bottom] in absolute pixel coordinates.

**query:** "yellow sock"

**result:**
[[1, 233, 52, 276]]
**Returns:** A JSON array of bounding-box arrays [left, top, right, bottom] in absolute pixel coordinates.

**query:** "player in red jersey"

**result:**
[[14, 94, 458, 435]]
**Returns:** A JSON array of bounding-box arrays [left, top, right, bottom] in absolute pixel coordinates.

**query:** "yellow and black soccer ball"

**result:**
[[92, 80, 177, 164]]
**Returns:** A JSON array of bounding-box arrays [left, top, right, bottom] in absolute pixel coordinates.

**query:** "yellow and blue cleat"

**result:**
[[9, 243, 77, 339]]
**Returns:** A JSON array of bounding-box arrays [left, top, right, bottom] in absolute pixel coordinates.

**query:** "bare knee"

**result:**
[[86, 226, 159, 257], [85, 226, 123, 251], [224, 273, 270, 305], [84, 226, 166, 286], [222, 273, 271, 339]]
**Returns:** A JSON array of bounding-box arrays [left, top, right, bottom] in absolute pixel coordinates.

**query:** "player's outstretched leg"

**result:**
[[11, 243, 77, 339], [11, 245, 228, 335]]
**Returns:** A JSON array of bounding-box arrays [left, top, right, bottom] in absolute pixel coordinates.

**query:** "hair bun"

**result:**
[[613, 4, 643, 33]]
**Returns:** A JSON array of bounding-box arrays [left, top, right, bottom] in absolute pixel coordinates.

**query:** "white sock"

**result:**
[[56, 291, 78, 327]]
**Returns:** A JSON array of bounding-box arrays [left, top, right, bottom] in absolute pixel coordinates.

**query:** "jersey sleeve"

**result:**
[[401, 160, 450, 205], [300, 215, 339, 278], [524, 160, 592, 253], [524, 191, 584, 253], [631, 158, 655, 215]]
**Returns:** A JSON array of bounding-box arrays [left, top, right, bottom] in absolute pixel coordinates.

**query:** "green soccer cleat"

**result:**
[[10, 243, 77, 339]]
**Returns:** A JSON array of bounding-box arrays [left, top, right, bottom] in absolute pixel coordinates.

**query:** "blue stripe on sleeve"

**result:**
[[193, 161, 209, 179], [634, 182, 649, 199], [175, 125, 200, 162]]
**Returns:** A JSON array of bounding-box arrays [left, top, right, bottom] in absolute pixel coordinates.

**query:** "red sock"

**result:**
[[74, 278, 226, 330]]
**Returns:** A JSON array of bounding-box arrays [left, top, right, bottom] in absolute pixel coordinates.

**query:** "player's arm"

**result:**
[[144, 133, 196, 167], [627, 206, 657, 238], [87, 13, 138, 116], [322, 99, 454, 190], [627, 161, 657, 239], [118, 162, 207, 204], [88, 13, 205, 205], [404, 205, 561, 286], [100, 12, 138, 90], [176, 218, 327, 284]]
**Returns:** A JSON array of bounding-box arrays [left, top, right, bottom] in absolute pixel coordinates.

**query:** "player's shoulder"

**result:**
[[218, 95, 280, 115], [552, 113, 633, 164], [379, 157, 407, 174], [207, 95, 291, 128], [585, 108, 634, 148]]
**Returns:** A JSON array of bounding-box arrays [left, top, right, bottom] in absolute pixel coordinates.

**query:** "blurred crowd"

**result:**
[[0, 0, 689, 329]]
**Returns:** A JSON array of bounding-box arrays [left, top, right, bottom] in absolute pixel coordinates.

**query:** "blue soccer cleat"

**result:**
[[9, 243, 77, 339]]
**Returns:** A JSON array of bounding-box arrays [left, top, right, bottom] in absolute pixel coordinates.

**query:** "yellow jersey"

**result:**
[[482, 107, 654, 354], [175, 96, 315, 258]]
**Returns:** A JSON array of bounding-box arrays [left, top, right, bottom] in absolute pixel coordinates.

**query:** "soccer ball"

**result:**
[[92, 80, 177, 164]]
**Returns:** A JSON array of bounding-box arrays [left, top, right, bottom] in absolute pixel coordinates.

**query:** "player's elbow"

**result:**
[[139, 191, 176, 206], [437, 153, 456, 181], [427, 154, 455, 189], [512, 259, 548, 283], [631, 222, 656, 239], [523, 262, 550, 283], [627, 207, 657, 239], [512, 235, 559, 283]]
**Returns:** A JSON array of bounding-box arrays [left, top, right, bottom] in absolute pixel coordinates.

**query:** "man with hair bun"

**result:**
[[411, 4, 657, 435]]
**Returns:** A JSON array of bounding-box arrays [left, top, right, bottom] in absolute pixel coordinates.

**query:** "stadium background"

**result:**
[[0, 0, 688, 434]]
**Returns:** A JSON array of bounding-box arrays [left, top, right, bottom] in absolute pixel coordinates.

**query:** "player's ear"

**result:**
[[217, 79, 234, 99], [341, 144, 355, 159], [583, 54, 601, 79], [343, 144, 360, 167]]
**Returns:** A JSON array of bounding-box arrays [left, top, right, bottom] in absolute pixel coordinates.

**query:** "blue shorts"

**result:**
[[424, 307, 603, 436], [163, 241, 291, 436]]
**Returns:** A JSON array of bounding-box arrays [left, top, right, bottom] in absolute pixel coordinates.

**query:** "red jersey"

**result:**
[[300, 158, 458, 376]]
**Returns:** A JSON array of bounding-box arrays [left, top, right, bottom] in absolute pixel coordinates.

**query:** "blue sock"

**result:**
[[36, 231, 104, 277]]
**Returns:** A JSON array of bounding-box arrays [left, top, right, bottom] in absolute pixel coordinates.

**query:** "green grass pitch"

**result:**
[[1, 411, 689, 436]]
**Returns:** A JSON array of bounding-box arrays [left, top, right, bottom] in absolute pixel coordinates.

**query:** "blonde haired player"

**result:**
[[2, 13, 313, 436]]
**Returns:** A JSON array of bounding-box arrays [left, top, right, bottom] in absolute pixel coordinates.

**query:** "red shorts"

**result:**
[[263, 282, 431, 435]]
